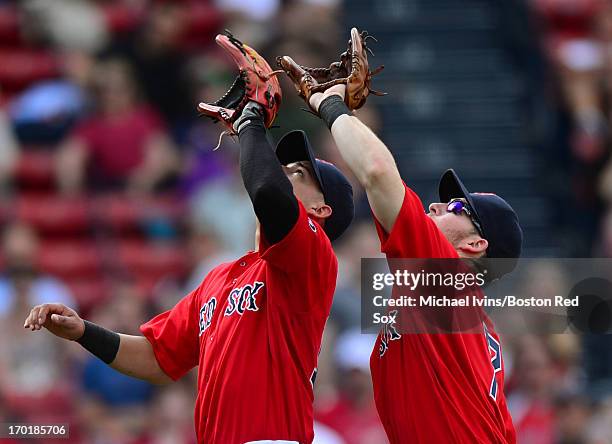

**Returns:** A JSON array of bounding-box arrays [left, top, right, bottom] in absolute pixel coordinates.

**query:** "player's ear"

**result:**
[[311, 204, 332, 220], [458, 235, 488, 256]]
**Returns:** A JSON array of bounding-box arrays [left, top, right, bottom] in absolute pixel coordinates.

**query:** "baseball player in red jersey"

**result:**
[[22, 38, 355, 444], [300, 76, 522, 443]]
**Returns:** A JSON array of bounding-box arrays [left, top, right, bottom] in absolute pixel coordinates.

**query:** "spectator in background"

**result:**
[[108, 2, 193, 129], [140, 381, 196, 444], [316, 329, 388, 444], [78, 280, 155, 443], [0, 222, 75, 318], [56, 58, 179, 195], [331, 221, 384, 332], [9, 51, 91, 145], [0, 223, 75, 418], [80, 280, 153, 408], [188, 175, 256, 256], [532, 0, 610, 254], [182, 223, 233, 295], [20, 0, 109, 53], [507, 336, 556, 444], [179, 54, 240, 192], [0, 87, 18, 190], [554, 393, 591, 444]]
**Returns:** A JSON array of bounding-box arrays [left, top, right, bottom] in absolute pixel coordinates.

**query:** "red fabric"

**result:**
[[73, 106, 163, 180], [140, 203, 337, 444], [370, 184, 516, 444]]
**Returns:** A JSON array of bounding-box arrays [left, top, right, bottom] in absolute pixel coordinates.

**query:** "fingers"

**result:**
[[50, 314, 70, 325], [24, 303, 71, 331], [38, 305, 50, 326], [30, 306, 45, 331], [47, 302, 72, 315], [24, 305, 42, 331]]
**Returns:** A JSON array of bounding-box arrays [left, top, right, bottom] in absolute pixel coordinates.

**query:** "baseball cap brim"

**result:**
[[275, 130, 324, 191], [439, 169, 486, 238]]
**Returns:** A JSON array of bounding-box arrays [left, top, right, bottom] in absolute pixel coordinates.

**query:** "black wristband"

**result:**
[[76, 320, 120, 364], [319, 95, 352, 129]]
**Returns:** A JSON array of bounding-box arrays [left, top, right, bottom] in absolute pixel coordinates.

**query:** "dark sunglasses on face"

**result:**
[[446, 198, 485, 238]]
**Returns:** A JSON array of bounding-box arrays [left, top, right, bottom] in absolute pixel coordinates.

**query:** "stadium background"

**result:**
[[0, 0, 611, 442]]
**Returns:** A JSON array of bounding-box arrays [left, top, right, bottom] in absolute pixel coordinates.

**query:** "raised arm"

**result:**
[[311, 86, 405, 232], [24, 303, 172, 385], [237, 103, 300, 244]]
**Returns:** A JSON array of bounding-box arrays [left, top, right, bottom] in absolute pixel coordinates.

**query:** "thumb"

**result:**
[[51, 314, 70, 324]]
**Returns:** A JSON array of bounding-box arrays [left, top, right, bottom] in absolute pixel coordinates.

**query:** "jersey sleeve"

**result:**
[[259, 201, 338, 312], [374, 182, 458, 259], [139, 287, 201, 381]]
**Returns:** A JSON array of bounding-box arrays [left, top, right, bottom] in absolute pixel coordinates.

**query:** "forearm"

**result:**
[[330, 114, 399, 187], [24, 304, 172, 385], [111, 334, 172, 385], [238, 118, 299, 244], [78, 321, 171, 385], [329, 113, 404, 232]]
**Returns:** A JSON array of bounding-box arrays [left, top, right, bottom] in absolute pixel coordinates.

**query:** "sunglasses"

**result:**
[[447, 198, 484, 238]]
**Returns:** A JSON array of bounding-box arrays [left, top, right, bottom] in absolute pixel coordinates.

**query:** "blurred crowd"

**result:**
[[535, 0, 612, 258], [0, 0, 611, 443]]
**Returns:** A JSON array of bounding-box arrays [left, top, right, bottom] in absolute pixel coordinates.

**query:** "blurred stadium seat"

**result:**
[[0, 5, 20, 46], [38, 240, 102, 279], [92, 194, 185, 235], [0, 49, 60, 95], [116, 240, 188, 279], [14, 194, 90, 236], [13, 149, 56, 190]]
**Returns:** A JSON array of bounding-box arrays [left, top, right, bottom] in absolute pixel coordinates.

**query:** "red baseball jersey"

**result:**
[[140, 203, 337, 444], [370, 183, 516, 444]]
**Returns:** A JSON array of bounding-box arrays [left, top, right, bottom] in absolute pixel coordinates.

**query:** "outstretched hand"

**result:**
[[23, 303, 85, 341]]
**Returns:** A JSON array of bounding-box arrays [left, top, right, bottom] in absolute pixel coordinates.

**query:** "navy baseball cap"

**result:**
[[276, 130, 354, 242], [439, 169, 523, 278]]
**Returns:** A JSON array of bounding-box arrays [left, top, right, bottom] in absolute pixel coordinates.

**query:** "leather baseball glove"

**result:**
[[277, 27, 385, 111], [198, 31, 282, 146]]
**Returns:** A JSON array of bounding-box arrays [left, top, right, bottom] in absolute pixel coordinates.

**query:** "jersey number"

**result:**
[[485, 328, 502, 401]]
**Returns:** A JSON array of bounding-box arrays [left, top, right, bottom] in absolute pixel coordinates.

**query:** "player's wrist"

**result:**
[[308, 91, 323, 113], [234, 101, 265, 134], [76, 320, 121, 364], [319, 95, 352, 129]]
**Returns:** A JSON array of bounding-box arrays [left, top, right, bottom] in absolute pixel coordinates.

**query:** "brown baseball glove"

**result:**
[[198, 31, 282, 147], [277, 27, 385, 111]]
